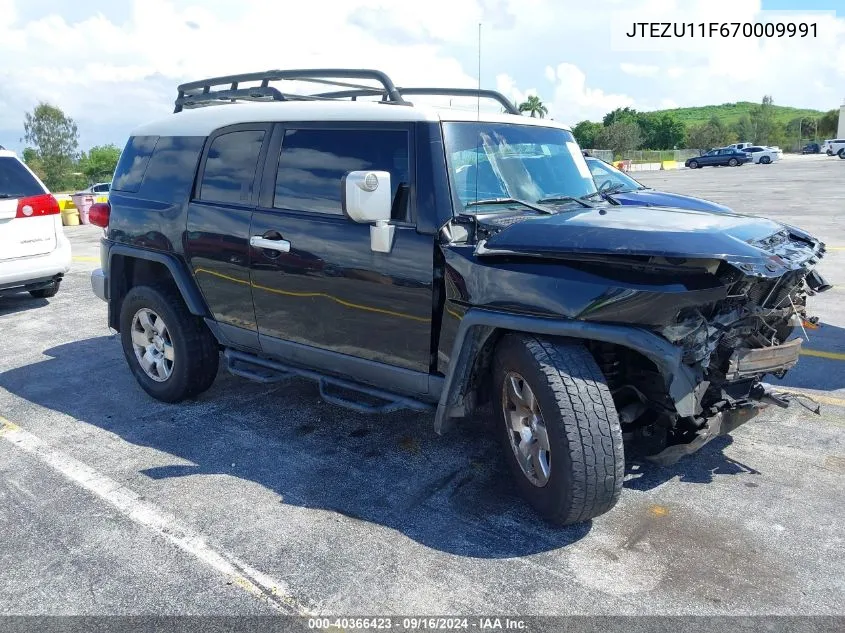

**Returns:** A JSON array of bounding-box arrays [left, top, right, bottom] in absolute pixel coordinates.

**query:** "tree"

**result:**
[[21, 148, 47, 183], [602, 107, 638, 127], [637, 113, 685, 149], [750, 95, 779, 145], [732, 115, 756, 143], [22, 102, 80, 191], [518, 95, 548, 118], [685, 117, 735, 151], [571, 120, 603, 148], [818, 109, 839, 137], [81, 144, 122, 183], [595, 121, 641, 156]]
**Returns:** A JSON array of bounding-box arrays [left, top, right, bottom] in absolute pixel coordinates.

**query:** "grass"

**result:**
[[652, 102, 826, 127]]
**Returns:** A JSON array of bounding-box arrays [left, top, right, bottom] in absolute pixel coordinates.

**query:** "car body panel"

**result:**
[[478, 205, 787, 264], [584, 156, 733, 213], [609, 189, 733, 213]]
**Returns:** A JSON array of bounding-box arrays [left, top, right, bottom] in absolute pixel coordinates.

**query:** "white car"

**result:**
[[727, 142, 754, 151], [742, 145, 782, 164], [0, 148, 71, 299], [828, 139, 845, 158], [79, 181, 111, 196]]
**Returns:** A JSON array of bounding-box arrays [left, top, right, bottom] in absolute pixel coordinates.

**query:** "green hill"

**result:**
[[652, 102, 826, 127]]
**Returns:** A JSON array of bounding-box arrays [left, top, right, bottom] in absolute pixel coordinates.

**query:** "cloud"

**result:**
[[545, 63, 636, 123], [0, 0, 843, 151], [619, 63, 660, 77]]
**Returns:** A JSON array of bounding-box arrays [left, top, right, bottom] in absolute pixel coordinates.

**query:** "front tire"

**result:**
[[493, 335, 624, 526], [119, 285, 219, 403], [688, 160, 699, 169], [839, 149, 845, 159]]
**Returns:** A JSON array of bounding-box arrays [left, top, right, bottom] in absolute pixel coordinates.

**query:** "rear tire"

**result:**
[[760, 156, 771, 164], [119, 285, 219, 403], [728, 158, 738, 166], [492, 335, 624, 526], [29, 280, 60, 299]]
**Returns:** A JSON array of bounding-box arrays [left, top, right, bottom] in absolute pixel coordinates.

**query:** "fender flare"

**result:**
[[434, 308, 699, 434], [108, 244, 209, 317]]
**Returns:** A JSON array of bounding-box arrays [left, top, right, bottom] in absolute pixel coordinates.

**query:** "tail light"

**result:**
[[89, 202, 111, 228], [15, 193, 60, 219]]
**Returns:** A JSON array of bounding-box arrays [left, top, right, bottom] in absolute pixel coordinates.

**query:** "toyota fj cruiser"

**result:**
[[90, 69, 831, 526]]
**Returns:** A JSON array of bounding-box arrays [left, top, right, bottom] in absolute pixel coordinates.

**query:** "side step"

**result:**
[[223, 348, 432, 415]]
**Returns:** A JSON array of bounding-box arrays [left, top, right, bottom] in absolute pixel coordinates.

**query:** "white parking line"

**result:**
[[0, 416, 310, 615]]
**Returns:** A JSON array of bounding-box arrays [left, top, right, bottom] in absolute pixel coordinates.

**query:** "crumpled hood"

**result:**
[[476, 205, 824, 273], [609, 189, 733, 214]]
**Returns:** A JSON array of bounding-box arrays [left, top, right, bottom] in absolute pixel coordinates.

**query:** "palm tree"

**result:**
[[518, 95, 548, 118]]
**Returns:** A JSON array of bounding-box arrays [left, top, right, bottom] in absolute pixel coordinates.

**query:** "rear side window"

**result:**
[[0, 156, 43, 197], [273, 129, 410, 216], [137, 136, 205, 203], [112, 136, 158, 192], [199, 130, 265, 205]]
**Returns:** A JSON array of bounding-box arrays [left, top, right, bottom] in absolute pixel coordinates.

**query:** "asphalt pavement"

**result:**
[[0, 154, 842, 617]]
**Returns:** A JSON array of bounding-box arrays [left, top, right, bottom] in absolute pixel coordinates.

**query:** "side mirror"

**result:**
[[342, 170, 395, 253]]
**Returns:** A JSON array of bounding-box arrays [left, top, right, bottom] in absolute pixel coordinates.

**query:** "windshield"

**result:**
[[442, 122, 597, 212], [585, 157, 643, 193]]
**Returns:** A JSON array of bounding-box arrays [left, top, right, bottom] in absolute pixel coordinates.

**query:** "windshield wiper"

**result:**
[[0, 193, 25, 199], [602, 183, 629, 194], [465, 198, 552, 214], [535, 195, 594, 208], [580, 191, 605, 201]]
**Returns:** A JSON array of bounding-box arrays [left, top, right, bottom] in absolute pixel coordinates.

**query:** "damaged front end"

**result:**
[[634, 228, 831, 464], [465, 210, 832, 465]]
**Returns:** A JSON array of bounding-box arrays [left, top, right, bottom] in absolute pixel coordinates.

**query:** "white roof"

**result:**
[[130, 100, 571, 137]]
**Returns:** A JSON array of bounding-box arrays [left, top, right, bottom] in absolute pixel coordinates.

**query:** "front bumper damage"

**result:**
[[727, 337, 802, 380]]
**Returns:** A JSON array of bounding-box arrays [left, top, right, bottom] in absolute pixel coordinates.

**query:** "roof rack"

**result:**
[[313, 87, 521, 115], [173, 69, 521, 115], [174, 69, 407, 112]]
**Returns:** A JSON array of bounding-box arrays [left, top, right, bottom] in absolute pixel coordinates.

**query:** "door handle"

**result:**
[[250, 235, 291, 253]]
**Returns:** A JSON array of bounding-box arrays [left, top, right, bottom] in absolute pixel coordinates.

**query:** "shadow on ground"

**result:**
[[623, 435, 761, 492], [0, 337, 601, 559], [0, 294, 48, 316]]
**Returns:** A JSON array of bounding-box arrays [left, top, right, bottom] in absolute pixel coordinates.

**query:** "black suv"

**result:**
[[90, 69, 831, 526]]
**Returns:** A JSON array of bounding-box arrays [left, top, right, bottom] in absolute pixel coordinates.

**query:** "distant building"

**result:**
[[839, 101, 845, 139]]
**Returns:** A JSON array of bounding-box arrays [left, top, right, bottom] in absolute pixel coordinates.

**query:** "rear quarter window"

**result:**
[[0, 156, 44, 197], [112, 136, 159, 192], [137, 136, 205, 203]]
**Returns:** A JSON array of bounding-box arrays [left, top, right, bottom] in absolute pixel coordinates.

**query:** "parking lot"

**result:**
[[0, 154, 843, 616]]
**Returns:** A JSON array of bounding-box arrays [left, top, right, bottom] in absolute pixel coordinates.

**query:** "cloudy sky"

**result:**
[[1, 0, 843, 153]]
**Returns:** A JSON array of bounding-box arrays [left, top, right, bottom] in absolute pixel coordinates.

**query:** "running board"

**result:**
[[223, 348, 432, 415]]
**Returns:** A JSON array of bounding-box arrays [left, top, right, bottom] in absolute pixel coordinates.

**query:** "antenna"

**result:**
[[477, 22, 482, 122], [474, 22, 481, 206]]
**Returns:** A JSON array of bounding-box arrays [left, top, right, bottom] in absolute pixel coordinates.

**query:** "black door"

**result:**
[[249, 123, 434, 386], [185, 124, 270, 349]]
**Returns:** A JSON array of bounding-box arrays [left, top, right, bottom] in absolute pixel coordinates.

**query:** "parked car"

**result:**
[[79, 182, 111, 196], [828, 139, 845, 158], [89, 68, 831, 526], [584, 156, 733, 212], [726, 142, 753, 151], [802, 143, 821, 154], [0, 148, 71, 299], [685, 147, 751, 168], [822, 139, 845, 155], [742, 145, 782, 164]]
